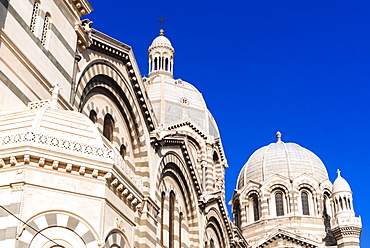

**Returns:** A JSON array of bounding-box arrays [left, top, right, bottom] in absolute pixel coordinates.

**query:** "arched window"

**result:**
[[154, 57, 158, 70], [301, 191, 310, 215], [253, 195, 260, 221], [165, 58, 169, 71], [30, 0, 40, 33], [169, 191, 175, 248], [89, 110, 97, 124], [179, 212, 183, 247], [160, 192, 165, 245], [323, 194, 329, 218], [249, 193, 259, 221], [233, 200, 241, 227], [41, 13, 51, 46], [275, 192, 284, 216], [210, 239, 215, 248], [119, 144, 126, 158], [103, 114, 114, 141]]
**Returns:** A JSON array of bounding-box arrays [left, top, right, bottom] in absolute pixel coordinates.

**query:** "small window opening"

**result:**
[[103, 114, 114, 141], [89, 110, 97, 123], [119, 144, 126, 158], [275, 192, 284, 216], [302, 191, 310, 215]]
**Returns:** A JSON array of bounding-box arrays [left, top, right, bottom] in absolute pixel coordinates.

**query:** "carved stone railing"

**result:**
[[332, 215, 362, 227], [0, 131, 142, 189]]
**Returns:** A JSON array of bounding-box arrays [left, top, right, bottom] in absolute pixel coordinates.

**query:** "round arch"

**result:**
[[156, 152, 201, 247], [204, 212, 227, 248], [17, 211, 99, 248], [105, 229, 130, 248]]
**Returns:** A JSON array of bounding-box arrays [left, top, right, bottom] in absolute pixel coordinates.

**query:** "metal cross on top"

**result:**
[[157, 16, 168, 28]]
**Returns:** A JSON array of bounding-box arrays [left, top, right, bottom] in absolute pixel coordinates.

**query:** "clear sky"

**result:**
[[87, 0, 369, 245]]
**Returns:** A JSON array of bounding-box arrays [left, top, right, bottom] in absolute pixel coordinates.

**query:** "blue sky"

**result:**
[[87, 0, 369, 245]]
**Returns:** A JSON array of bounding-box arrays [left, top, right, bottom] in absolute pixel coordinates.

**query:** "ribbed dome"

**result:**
[[151, 35, 172, 47], [146, 76, 220, 138], [333, 172, 352, 193], [0, 104, 104, 147], [237, 133, 329, 189], [149, 29, 173, 50]]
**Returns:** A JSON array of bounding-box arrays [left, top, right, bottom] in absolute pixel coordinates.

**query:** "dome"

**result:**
[[149, 29, 174, 50], [151, 35, 172, 47], [146, 76, 220, 138], [146, 30, 219, 138], [332, 170, 352, 193], [0, 103, 106, 152], [237, 132, 329, 189]]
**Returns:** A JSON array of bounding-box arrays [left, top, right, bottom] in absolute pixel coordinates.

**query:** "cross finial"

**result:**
[[276, 131, 282, 143], [336, 169, 341, 177], [157, 16, 168, 35]]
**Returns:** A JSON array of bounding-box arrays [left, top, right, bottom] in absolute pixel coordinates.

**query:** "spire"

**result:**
[[336, 168, 341, 177], [160, 28, 164, 36]]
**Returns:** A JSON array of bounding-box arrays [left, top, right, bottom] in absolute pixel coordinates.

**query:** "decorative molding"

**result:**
[[167, 121, 207, 139], [1, 131, 113, 158], [332, 225, 362, 239], [28, 99, 50, 109], [255, 229, 318, 248]]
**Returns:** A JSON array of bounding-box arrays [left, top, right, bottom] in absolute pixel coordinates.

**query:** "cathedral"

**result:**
[[0, 0, 362, 247]]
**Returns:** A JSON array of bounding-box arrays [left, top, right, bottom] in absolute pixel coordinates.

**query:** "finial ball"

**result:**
[[276, 131, 282, 142]]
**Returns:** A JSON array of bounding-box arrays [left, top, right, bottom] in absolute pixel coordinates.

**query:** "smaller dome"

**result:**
[[150, 29, 173, 48], [333, 170, 352, 193], [0, 104, 104, 146], [151, 36, 172, 47]]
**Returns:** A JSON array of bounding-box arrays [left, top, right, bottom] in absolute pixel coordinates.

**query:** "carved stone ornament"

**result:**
[[24, 155, 30, 164], [15, 169, 25, 180], [52, 161, 59, 169], [115, 217, 125, 233], [38, 158, 45, 167], [92, 169, 99, 178], [79, 166, 86, 175], [10, 157, 17, 166]]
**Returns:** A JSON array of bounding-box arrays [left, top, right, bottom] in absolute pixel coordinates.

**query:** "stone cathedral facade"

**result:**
[[0, 0, 362, 248]]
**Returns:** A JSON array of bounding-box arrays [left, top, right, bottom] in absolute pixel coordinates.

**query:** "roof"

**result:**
[[237, 133, 329, 189], [146, 76, 220, 138], [0, 102, 113, 159], [332, 170, 352, 193]]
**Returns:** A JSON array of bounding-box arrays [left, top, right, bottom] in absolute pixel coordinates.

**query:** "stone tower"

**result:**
[[331, 170, 362, 247]]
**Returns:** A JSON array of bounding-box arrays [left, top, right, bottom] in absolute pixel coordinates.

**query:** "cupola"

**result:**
[[332, 170, 355, 217], [148, 29, 175, 78]]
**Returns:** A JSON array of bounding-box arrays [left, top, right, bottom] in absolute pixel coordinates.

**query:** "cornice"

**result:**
[[0, 153, 143, 212], [255, 229, 319, 248]]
